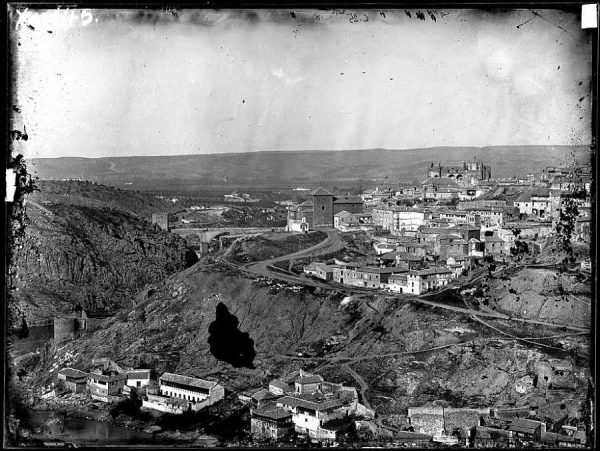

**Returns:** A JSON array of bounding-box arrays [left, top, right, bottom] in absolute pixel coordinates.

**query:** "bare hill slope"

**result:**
[[30, 145, 590, 188]]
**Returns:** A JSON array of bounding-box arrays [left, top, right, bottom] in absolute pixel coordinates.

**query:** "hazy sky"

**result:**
[[11, 8, 593, 158]]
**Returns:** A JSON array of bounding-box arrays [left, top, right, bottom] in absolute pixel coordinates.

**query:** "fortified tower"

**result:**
[[309, 187, 335, 228]]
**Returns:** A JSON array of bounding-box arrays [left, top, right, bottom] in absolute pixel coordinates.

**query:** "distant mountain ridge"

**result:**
[[29, 145, 591, 189]]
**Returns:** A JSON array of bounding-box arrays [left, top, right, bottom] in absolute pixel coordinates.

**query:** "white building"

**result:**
[[126, 369, 151, 389], [142, 372, 225, 414], [388, 267, 453, 295]]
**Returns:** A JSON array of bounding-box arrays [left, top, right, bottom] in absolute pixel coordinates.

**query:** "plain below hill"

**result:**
[[28, 180, 182, 220], [29, 145, 591, 189]]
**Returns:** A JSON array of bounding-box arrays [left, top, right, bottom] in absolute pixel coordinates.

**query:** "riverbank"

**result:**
[[17, 404, 203, 447], [23, 394, 204, 445]]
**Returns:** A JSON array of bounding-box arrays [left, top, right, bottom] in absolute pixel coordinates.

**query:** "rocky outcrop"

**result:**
[[8, 200, 198, 328]]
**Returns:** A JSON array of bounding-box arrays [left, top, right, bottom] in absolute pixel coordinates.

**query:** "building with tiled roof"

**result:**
[[148, 372, 225, 413], [88, 370, 127, 402], [388, 266, 453, 295], [57, 368, 88, 394], [126, 369, 151, 390], [509, 418, 546, 441], [251, 403, 294, 440]]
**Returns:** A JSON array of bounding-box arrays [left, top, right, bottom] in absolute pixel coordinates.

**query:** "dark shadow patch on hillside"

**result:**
[[208, 302, 256, 369]]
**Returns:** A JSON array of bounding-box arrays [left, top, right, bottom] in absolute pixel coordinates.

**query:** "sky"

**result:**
[[10, 8, 593, 159]]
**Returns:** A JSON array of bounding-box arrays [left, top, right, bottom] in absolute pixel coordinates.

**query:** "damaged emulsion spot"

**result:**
[[208, 302, 256, 369]]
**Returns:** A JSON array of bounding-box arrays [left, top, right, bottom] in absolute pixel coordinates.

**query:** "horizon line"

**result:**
[[29, 144, 592, 160]]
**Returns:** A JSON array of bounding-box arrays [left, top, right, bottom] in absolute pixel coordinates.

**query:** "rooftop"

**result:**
[[357, 266, 401, 274], [252, 403, 293, 421], [309, 187, 334, 196], [409, 267, 452, 276], [509, 418, 545, 433], [252, 388, 280, 402], [58, 368, 88, 379], [127, 369, 151, 378], [296, 375, 324, 385], [159, 372, 219, 391], [334, 195, 363, 203], [277, 394, 346, 412]]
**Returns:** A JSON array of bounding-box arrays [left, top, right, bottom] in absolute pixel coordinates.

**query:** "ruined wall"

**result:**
[[152, 213, 169, 231], [53, 317, 77, 340]]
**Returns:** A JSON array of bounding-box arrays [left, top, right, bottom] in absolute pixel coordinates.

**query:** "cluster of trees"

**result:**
[[509, 228, 529, 260]]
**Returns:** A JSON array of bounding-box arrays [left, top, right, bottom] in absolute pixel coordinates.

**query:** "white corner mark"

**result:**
[[581, 4, 598, 29]]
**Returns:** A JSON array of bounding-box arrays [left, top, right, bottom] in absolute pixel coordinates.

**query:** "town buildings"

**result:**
[[427, 160, 492, 185], [249, 370, 360, 443], [287, 187, 365, 231]]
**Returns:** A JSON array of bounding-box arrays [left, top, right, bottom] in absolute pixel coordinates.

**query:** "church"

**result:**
[[287, 187, 364, 231], [428, 160, 492, 185]]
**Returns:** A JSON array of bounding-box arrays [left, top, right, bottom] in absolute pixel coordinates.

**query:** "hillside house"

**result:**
[[514, 192, 533, 216], [397, 242, 429, 256], [295, 374, 324, 395], [336, 266, 400, 289], [482, 234, 507, 256], [404, 267, 453, 295], [378, 251, 421, 270], [250, 388, 281, 408], [126, 369, 151, 390], [509, 418, 546, 441], [438, 235, 468, 259], [57, 368, 88, 394], [276, 394, 355, 442], [450, 223, 481, 242], [88, 370, 127, 402], [446, 255, 471, 278], [418, 226, 453, 243], [251, 403, 294, 440], [303, 262, 335, 281], [408, 406, 445, 436]]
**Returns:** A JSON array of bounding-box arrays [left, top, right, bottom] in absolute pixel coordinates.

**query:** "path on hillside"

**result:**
[[342, 363, 372, 410], [219, 229, 589, 333], [246, 229, 346, 272]]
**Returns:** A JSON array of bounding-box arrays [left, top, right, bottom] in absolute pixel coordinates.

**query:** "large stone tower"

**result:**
[[309, 187, 335, 228]]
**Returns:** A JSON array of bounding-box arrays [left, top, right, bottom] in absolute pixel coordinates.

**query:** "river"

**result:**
[[22, 409, 192, 446]]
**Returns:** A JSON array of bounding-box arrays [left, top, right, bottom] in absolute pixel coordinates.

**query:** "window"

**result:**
[[322, 206, 325, 210]]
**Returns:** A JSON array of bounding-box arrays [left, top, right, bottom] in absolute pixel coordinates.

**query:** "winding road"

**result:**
[[219, 229, 589, 334]]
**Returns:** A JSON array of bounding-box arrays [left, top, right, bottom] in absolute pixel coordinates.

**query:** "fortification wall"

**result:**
[[53, 317, 77, 340]]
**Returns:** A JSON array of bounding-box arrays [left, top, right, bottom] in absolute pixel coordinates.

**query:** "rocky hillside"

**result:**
[[28, 260, 590, 422], [8, 198, 198, 329]]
